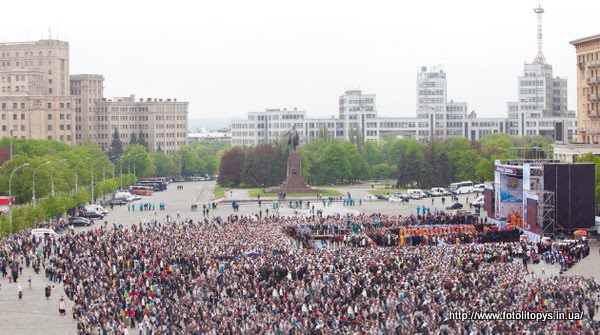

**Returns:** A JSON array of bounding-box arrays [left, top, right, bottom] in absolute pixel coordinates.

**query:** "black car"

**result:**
[[68, 217, 91, 226], [445, 202, 463, 210], [110, 199, 128, 206]]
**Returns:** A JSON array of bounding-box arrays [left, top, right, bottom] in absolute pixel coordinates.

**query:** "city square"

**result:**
[[0, 181, 598, 334], [1, 1, 600, 334]]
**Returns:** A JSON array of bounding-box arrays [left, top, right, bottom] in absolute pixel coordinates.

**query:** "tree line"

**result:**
[[217, 133, 553, 188]]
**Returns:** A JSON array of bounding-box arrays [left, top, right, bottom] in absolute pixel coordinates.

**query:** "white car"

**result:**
[[365, 195, 378, 201], [388, 196, 404, 203]]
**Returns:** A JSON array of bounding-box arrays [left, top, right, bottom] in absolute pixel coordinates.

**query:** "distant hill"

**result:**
[[188, 117, 231, 131]]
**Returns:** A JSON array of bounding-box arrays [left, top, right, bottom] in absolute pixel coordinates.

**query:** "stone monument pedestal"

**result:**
[[268, 151, 320, 194]]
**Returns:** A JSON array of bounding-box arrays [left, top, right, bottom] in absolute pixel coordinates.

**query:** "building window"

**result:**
[[48, 114, 52, 120], [48, 125, 53, 131], [47, 103, 52, 109], [20, 114, 25, 120], [20, 125, 25, 131]]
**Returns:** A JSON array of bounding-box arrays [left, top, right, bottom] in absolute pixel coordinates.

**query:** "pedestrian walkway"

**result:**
[[0, 265, 75, 334]]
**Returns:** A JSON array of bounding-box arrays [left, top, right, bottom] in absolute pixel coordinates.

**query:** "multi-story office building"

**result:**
[[0, 38, 189, 152], [338, 90, 377, 141], [188, 128, 232, 144], [70, 74, 105, 144], [91, 95, 188, 154], [507, 3, 576, 140], [0, 39, 76, 144], [231, 4, 575, 147]]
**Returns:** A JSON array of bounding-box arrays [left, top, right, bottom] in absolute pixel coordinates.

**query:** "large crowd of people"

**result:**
[[0, 208, 598, 334]]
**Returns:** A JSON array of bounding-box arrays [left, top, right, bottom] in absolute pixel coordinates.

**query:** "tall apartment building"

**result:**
[[0, 40, 76, 144], [553, 33, 600, 163], [571, 34, 600, 144]]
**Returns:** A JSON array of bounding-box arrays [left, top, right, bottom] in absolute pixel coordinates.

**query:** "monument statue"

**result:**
[[284, 125, 299, 151]]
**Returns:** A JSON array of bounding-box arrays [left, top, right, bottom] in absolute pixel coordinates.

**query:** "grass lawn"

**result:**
[[368, 188, 406, 195], [213, 185, 225, 198], [248, 188, 341, 198]]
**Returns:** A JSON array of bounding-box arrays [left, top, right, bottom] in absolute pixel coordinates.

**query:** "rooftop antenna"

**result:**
[[533, 1, 546, 64]]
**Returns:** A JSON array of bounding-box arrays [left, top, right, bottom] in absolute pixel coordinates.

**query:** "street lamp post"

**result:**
[[51, 159, 68, 196], [91, 157, 104, 203], [9, 129, 14, 160], [133, 153, 143, 177], [120, 154, 131, 188], [75, 157, 90, 193], [32, 161, 51, 207], [105, 155, 118, 182], [9, 163, 30, 231]]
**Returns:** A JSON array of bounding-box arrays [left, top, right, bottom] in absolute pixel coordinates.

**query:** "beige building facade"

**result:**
[[0, 39, 189, 152], [70, 74, 105, 144], [0, 40, 75, 144], [571, 34, 600, 144], [93, 95, 188, 154]]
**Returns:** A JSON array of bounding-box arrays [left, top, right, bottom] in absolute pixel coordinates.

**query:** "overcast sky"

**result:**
[[1, 0, 598, 120]]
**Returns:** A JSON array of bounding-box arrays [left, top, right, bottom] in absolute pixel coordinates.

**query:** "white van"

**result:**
[[406, 189, 425, 199], [470, 196, 484, 207], [31, 228, 59, 238], [114, 191, 136, 202], [430, 187, 450, 196], [85, 204, 109, 215]]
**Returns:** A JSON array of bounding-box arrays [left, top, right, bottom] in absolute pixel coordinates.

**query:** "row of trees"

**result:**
[[0, 138, 142, 234], [217, 133, 554, 188]]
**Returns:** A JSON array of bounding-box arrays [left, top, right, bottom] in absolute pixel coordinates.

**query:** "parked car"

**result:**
[[68, 217, 91, 226], [409, 193, 423, 200], [80, 211, 104, 219], [389, 196, 404, 203], [375, 194, 390, 200], [452, 209, 472, 216], [445, 202, 463, 210], [110, 199, 128, 206]]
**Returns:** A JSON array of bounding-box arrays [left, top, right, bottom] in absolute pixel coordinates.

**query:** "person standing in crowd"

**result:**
[[59, 296, 66, 316]]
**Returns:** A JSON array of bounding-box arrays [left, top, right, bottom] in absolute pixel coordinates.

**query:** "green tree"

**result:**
[[108, 128, 123, 161], [319, 143, 350, 184], [129, 132, 137, 146], [138, 128, 147, 149], [151, 150, 176, 176]]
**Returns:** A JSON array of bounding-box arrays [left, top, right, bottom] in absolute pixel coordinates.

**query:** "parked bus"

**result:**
[[448, 181, 474, 194], [129, 185, 154, 196], [136, 181, 167, 191]]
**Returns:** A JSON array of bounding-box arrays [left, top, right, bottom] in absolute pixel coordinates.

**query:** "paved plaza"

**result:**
[[0, 180, 598, 333]]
